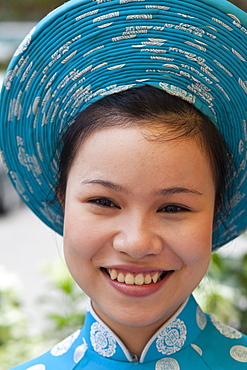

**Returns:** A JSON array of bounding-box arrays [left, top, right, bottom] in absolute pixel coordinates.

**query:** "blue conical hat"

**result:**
[[0, 0, 246, 249]]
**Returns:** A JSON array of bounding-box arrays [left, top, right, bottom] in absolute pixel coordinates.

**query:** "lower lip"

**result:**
[[103, 270, 173, 298]]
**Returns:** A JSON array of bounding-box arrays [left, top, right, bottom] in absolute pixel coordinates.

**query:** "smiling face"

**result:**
[[63, 124, 215, 347]]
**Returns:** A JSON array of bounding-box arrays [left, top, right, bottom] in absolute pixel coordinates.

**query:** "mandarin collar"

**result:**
[[80, 295, 206, 363]]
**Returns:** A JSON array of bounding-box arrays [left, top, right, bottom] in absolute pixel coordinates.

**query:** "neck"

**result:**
[[111, 322, 164, 357], [90, 300, 187, 357]]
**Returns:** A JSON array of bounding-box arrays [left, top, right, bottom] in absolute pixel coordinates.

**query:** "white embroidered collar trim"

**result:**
[[87, 297, 189, 363], [139, 298, 189, 363]]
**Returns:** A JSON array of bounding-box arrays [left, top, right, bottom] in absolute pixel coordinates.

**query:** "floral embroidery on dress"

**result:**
[[90, 322, 117, 357], [73, 338, 88, 363], [155, 357, 180, 369], [230, 345, 247, 363], [191, 343, 203, 356], [50, 330, 81, 356], [196, 306, 207, 330], [156, 319, 187, 355], [210, 316, 242, 339]]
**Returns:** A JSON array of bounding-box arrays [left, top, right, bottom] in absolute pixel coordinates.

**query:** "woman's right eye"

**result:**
[[88, 197, 119, 208]]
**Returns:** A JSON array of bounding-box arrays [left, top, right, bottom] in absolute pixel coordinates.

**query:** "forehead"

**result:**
[[70, 125, 214, 194]]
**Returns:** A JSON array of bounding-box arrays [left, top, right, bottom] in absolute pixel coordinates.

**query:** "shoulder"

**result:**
[[193, 313, 247, 369], [9, 329, 85, 370]]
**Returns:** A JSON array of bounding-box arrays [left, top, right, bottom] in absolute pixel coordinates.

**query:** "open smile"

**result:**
[[101, 268, 174, 297], [103, 268, 171, 286]]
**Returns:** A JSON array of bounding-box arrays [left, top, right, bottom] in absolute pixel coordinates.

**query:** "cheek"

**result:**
[[63, 221, 91, 262], [63, 205, 89, 264], [63, 207, 111, 263], [170, 217, 213, 268], [171, 223, 213, 293], [63, 220, 94, 290]]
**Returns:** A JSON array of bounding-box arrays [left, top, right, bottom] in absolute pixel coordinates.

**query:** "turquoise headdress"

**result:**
[[0, 0, 246, 249]]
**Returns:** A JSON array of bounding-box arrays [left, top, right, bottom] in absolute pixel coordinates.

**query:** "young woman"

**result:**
[[0, 0, 247, 368]]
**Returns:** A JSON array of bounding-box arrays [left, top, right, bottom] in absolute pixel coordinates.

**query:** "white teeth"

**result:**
[[135, 273, 144, 286], [107, 269, 164, 285], [144, 275, 152, 285], [125, 273, 135, 285], [117, 273, 125, 283], [152, 272, 159, 284], [109, 269, 118, 280]]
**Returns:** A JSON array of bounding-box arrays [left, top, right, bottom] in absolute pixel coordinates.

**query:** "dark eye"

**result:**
[[158, 205, 189, 213], [88, 197, 119, 208]]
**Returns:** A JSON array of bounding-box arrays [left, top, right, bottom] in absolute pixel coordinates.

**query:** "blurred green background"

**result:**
[[0, 0, 64, 21]]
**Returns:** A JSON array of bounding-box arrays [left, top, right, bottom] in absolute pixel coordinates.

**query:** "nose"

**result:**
[[113, 214, 163, 259]]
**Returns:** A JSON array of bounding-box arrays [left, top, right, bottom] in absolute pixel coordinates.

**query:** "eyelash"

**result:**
[[88, 197, 120, 208], [158, 205, 190, 213], [88, 198, 189, 213]]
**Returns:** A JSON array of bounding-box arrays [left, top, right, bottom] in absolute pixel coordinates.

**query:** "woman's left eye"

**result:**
[[158, 205, 189, 213], [88, 198, 119, 208]]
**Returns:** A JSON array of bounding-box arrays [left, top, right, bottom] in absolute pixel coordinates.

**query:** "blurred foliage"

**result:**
[[0, 266, 46, 369], [0, 0, 65, 21], [195, 251, 247, 334], [0, 0, 246, 21], [39, 260, 86, 342], [0, 266, 27, 347], [0, 260, 85, 370]]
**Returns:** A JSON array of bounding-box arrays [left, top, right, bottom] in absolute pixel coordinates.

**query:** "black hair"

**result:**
[[57, 85, 232, 220]]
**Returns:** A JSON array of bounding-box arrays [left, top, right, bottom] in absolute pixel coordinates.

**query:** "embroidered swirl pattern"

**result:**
[[90, 322, 117, 357], [155, 358, 180, 370], [196, 306, 207, 330], [50, 330, 80, 356], [230, 345, 247, 363], [211, 316, 242, 339], [156, 319, 187, 355]]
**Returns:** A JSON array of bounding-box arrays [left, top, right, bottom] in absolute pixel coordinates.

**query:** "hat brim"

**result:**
[[0, 0, 247, 250]]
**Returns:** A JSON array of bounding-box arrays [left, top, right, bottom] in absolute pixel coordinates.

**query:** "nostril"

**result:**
[[113, 231, 163, 258]]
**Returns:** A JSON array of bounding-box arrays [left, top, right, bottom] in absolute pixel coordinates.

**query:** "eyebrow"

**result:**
[[81, 179, 130, 194], [81, 179, 202, 196], [155, 187, 203, 197]]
